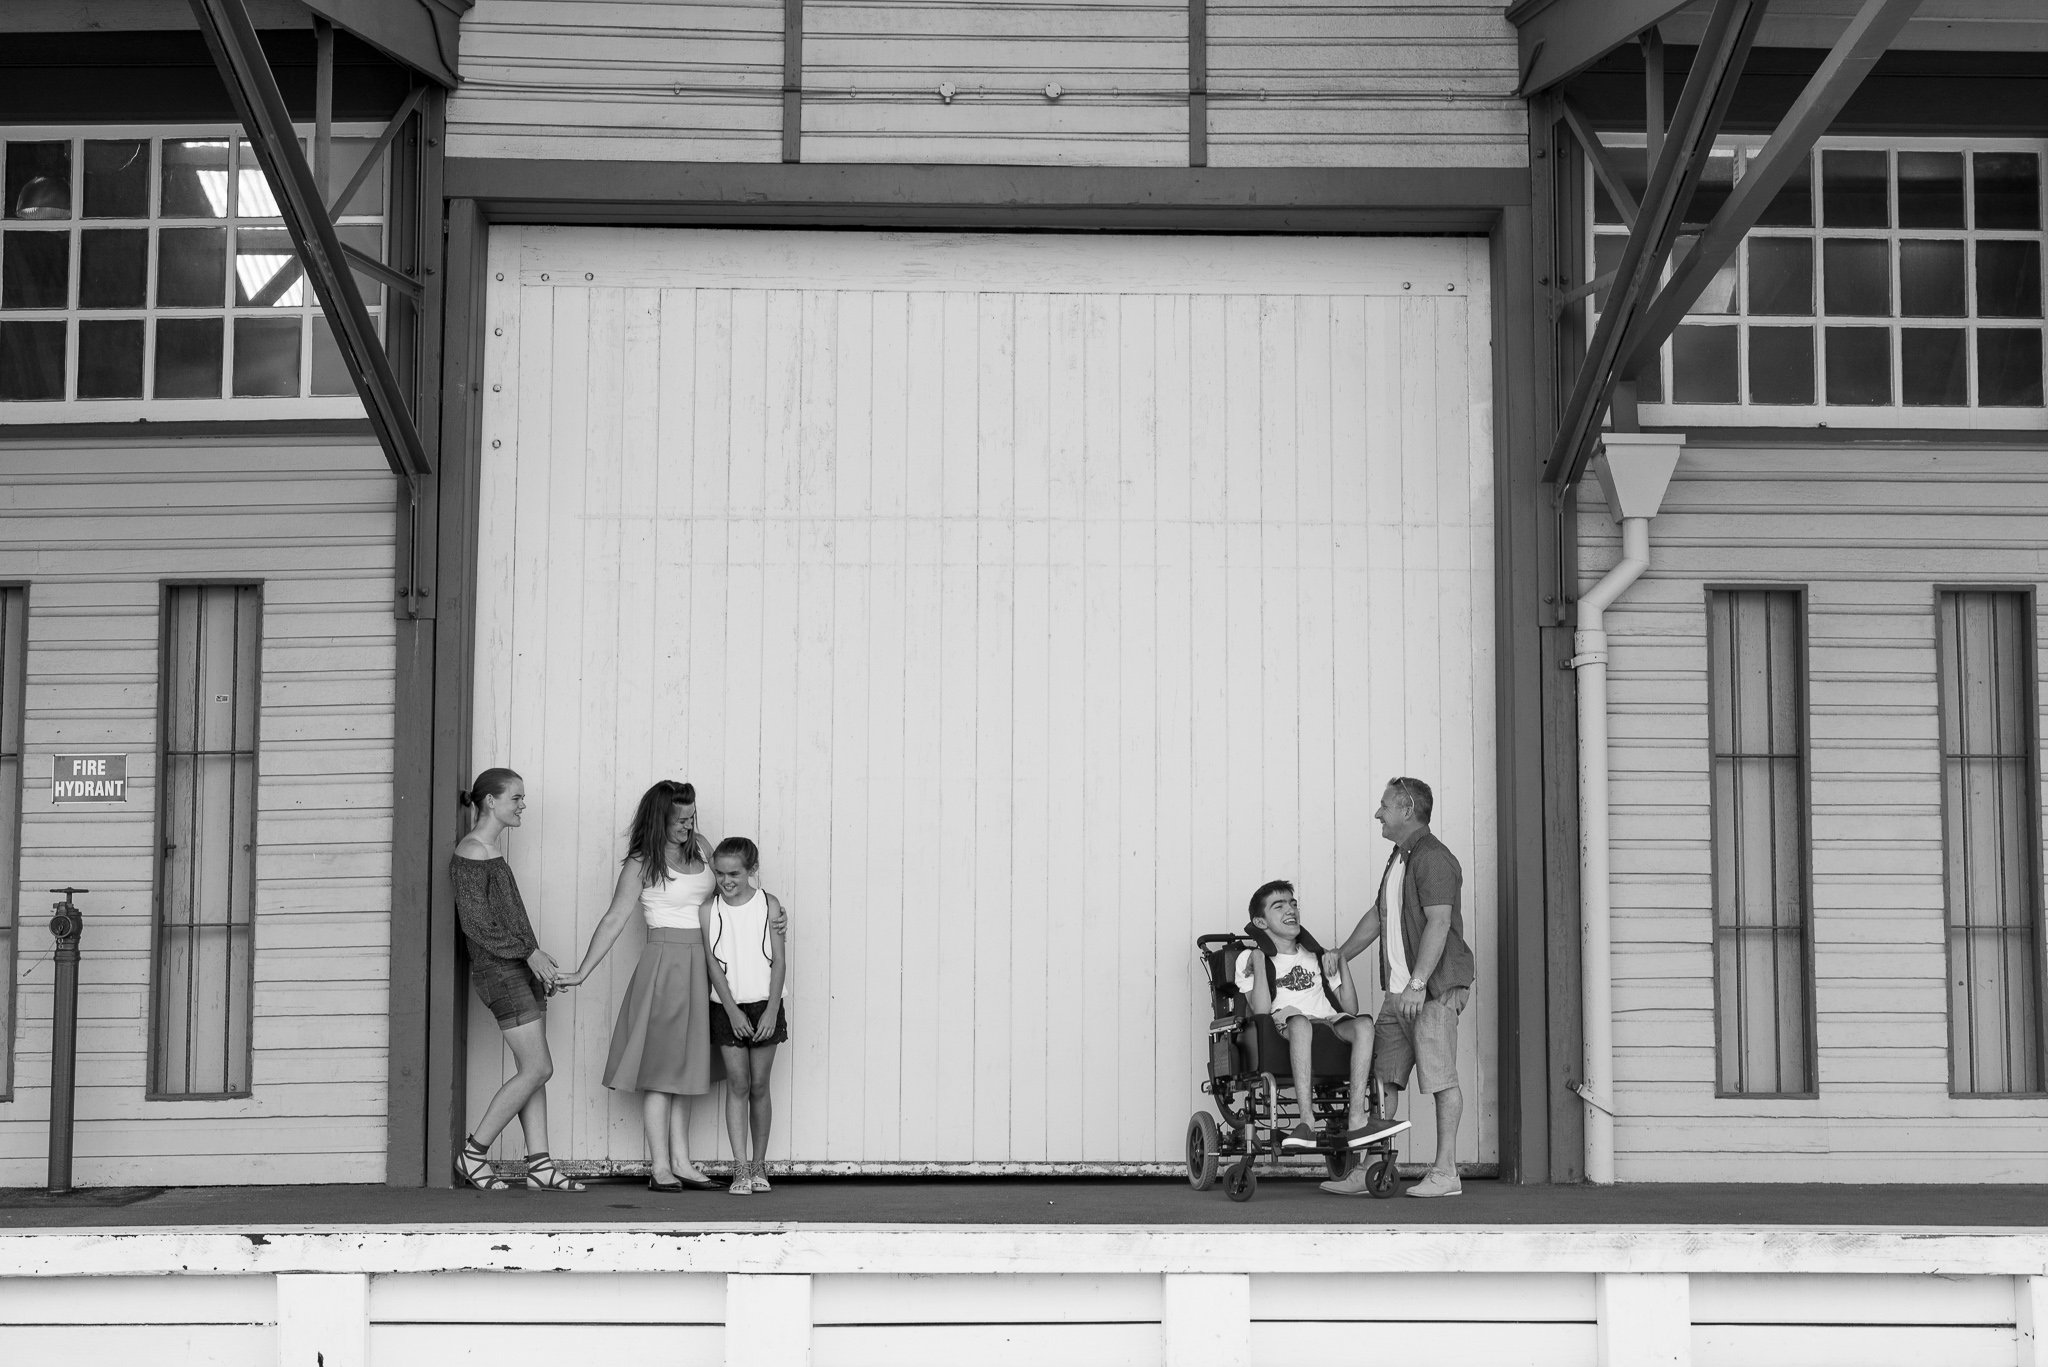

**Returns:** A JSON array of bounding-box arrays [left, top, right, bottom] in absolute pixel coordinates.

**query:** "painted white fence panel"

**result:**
[[1583, 445, 2048, 1182], [473, 226, 1496, 1170]]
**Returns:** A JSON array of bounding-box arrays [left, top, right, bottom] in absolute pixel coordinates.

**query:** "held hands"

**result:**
[[528, 948, 562, 991]]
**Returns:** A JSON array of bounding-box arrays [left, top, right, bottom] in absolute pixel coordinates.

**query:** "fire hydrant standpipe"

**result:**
[[47, 887, 87, 1195]]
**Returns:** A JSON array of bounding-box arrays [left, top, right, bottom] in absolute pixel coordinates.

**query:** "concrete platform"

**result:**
[[4, 1175, 2048, 1231]]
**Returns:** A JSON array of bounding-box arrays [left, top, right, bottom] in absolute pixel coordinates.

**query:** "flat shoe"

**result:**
[[647, 1176, 684, 1192], [671, 1172, 722, 1191]]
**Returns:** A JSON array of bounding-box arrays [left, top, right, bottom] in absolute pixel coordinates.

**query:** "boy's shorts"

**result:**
[[1372, 986, 1467, 1095]]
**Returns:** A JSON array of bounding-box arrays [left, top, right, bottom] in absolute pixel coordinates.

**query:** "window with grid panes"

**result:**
[[0, 127, 386, 418], [1707, 589, 1816, 1096], [1587, 138, 2046, 425], [1936, 591, 2045, 1096], [150, 584, 261, 1099], [0, 587, 23, 1101]]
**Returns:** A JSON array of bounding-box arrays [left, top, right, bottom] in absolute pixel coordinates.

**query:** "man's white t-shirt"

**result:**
[[1235, 945, 1345, 1022], [1383, 855, 1414, 991]]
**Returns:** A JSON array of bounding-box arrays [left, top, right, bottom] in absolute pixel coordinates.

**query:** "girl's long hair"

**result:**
[[624, 780, 698, 885]]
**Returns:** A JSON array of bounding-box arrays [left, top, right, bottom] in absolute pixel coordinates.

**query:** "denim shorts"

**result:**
[[1372, 986, 1467, 1094], [471, 953, 546, 1029]]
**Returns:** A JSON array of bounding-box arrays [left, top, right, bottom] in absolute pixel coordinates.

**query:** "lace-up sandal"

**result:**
[[455, 1135, 507, 1191], [522, 1152, 586, 1191], [751, 1161, 771, 1193], [727, 1161, 757, 1195]]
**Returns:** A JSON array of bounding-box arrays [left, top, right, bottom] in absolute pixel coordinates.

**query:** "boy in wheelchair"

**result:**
[[1236, 879, 1411, 1155]]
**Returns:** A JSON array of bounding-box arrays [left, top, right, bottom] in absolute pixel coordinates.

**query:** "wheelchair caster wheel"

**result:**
[[1224, 1156, 1257, 1202], [1367, 1159, 1398, 1199], [1187, 1112, 1221, 1191], [1324, 1147, 1358, 1182]]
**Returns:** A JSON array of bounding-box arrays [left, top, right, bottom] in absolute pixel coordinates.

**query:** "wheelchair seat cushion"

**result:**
[[1247, 1013, 1356, 1079]]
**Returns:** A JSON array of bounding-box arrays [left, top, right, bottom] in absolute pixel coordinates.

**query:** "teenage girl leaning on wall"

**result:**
[[449, 768, 585, 1191]]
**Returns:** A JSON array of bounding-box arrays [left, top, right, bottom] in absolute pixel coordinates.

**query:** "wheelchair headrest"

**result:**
[[1241, 919, 1326, 958]]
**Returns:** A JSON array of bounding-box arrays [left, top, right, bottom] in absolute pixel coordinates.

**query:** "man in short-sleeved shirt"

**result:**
[[1320, 776, 1473, 1198]]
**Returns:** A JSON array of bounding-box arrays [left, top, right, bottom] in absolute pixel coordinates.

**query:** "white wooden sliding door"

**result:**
[[471, 227, 1496, 1169]]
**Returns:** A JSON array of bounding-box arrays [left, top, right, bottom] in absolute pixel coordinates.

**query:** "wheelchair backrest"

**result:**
[[1196, 933, 1257, 1019]]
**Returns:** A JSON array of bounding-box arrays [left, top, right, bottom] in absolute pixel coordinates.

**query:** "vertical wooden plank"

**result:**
[[1595, 1272, 1689, 1367], [1152, 294, 1199, 1152], [861, 292, 907, 1161], [1329, 295, 1375, 929], [1222, 295, 1264, 905], [973, 293, 1017, 1159], [276, 1273, 368, 1367], [726, 1273, 811, 1367], [685, 288, 736, 1163], [1188, 295, 1231, 939], [786, 289, 839, 1157], [1080, 294, 1123, 1159], [1116, 293, 1159, 1159], [895, 291, 946, 1160], [596, 285, 662, 1162], [1008, 292, 1053, 1161], [935, 291, 980, 1158], [1258, 296, 1301, 882], [1042, 292, 1088, 1160], [1293, 297, 1339, 951], [1162, 1273, 1249, 1367], [826, 290, 873, 1162]]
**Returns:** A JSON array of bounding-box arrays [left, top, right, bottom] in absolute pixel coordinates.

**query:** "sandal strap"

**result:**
[[523, 1152, 585, 1190]]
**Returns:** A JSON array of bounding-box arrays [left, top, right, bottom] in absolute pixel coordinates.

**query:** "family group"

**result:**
[[448, 772, 786, 1195]]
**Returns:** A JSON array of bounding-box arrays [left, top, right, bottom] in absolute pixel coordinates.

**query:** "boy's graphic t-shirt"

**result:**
[[1235, 945, 1345, 1022]]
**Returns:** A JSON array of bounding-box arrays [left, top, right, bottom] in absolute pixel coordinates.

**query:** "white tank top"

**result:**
[[707, 886, 781, 1003], [640, 859, 716, 930]]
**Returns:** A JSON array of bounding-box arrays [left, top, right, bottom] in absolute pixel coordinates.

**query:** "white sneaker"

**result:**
[[1405, 1169, 1462, 1198]]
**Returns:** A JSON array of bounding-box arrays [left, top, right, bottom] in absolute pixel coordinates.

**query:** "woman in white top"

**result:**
[[560, 779, 722, 1190]]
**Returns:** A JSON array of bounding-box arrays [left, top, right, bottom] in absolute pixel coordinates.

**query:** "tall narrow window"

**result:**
[[0, 586, 25, 1100], [150, 584, 260, 1098], [1708, 589, 1815, 1095], [1937, 590, 2044, 1096]]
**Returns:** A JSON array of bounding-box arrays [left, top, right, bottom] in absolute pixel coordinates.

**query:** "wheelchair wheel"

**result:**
[[1187, 1112, 1221, 1191], [1323, 1147, 1357, 1182], [1366, 1159, 1399, 1199], [1224, 1155, 1257, 1202]]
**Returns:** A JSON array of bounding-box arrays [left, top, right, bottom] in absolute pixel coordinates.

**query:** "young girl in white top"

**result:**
[[703, 836, 787, 1195]]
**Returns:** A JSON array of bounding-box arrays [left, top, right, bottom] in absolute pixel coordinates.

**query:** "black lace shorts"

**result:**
[[710, 998, 789, 1049]]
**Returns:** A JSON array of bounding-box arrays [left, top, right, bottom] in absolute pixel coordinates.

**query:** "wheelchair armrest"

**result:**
[[1208, 1015, 1243, 1037]]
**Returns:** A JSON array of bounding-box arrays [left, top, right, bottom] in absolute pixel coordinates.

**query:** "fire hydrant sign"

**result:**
[[53, 755, 127, 804]]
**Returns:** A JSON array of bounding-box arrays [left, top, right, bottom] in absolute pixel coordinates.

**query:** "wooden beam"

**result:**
[[1641, 26, 1664, 168], [189, 0, 431, 487], [1541, 0, 1766, 490], [1509, 0, 1695, 95], [783, 0, 802, 164], [1189, 0, 1209, 168], [332, 84, 426, 217], [313, 16, 333, 200], [342, 240, 424, 301], [1559, 95, 1637, 228], [1614, 0, 1927, 379]]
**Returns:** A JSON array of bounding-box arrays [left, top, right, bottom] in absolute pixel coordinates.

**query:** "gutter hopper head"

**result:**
[[1593, 433, 1683, 521]]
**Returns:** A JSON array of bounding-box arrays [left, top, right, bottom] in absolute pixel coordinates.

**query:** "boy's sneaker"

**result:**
[[1278, 1124, 1319, 1151], [1345, 1115, 1413, 1148], [1406, 1169, 1462, 1198]]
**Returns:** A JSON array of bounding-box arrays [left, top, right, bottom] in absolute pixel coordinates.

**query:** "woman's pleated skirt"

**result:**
[[603, 927, 712, 1096]]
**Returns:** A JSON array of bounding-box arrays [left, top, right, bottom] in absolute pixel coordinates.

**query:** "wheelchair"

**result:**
[[1186, 932, 1401, 1201]]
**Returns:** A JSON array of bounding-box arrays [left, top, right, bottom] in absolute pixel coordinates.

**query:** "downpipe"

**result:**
[[1570, 518, 1650, 1186]]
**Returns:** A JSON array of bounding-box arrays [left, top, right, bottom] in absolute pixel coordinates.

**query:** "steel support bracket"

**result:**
[[188, 0, 432, 492]]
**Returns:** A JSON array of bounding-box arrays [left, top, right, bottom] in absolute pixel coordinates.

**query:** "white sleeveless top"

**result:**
[[707, 886, 782, 1003], [640, 859, 716, 930]]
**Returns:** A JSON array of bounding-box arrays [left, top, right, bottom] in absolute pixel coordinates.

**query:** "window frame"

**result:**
[[1705, 582, 1820, 1100], [1586, 133, 2047, 430], [1933, 583, 2048, 1100], [0, 121, 385, 423], [0, 583, 25, 1102], [146, 578, 263, 1102]]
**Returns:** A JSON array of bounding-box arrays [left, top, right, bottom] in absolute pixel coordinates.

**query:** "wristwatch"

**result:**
[[1404, 978, 1426, 994]]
